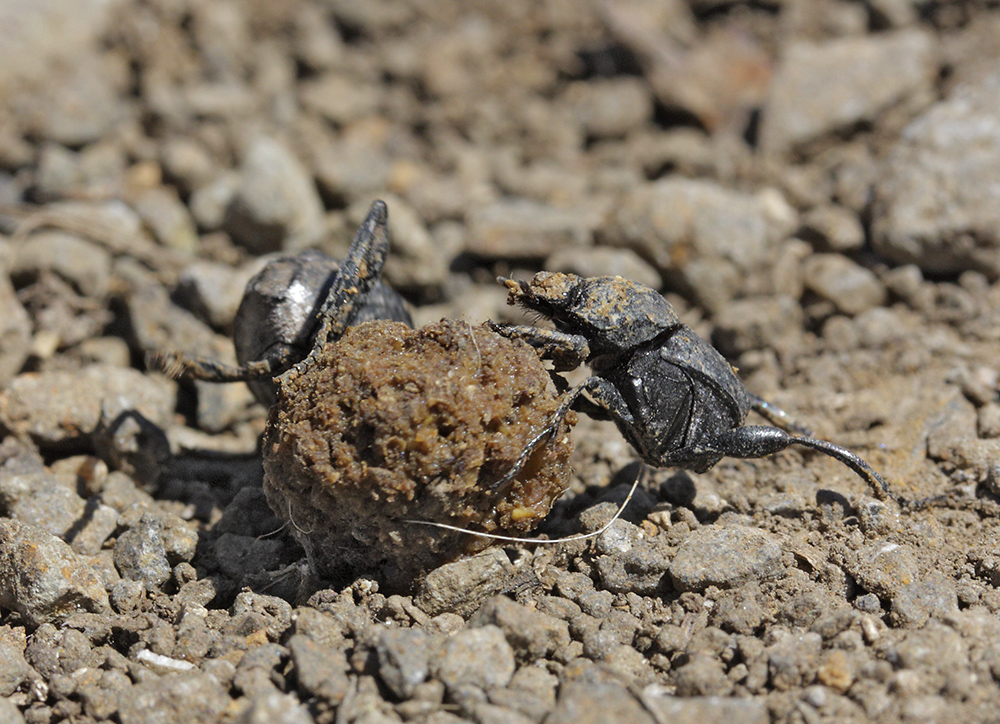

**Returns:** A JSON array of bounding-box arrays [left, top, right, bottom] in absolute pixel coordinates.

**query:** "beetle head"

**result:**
[[502, 272, 681, 355]]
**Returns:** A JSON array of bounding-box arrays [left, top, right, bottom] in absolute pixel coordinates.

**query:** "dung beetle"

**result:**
[[489, 272, 892, 501], [147, 200, 412, 405]]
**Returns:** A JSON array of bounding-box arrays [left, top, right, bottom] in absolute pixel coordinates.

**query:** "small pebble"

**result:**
[[431, 625, 515, 692], [376, 627, 434, 699], [224, 136, 325, 254], [235, 691, 313, 724], [889, 573, 958, 628], [803, 254, 887, 316], [0, 365, 175, 451], [0, 518, 109, 626], [113, 513, 172, 589], [845, 541, 918, 598], [470, 596, 571, 661], [465, 199, 595, 259], [670, 525, 784, 592], [640, 685, 767, 724], [117, 672, 229, 724]]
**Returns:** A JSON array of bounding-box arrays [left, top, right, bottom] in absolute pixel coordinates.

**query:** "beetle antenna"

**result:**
[[790, 436, 895, 502], [402, 464, 646, 544]]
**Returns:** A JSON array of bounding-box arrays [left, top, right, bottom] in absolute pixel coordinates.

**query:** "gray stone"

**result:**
[[230, 591, 293, 641], [225, 136, 325, 254], [132, 188, 198, 255], [845, 540, 918, 598], [109, 579, 145, 613], [68, 501, 119, 556], [33, 143, 83, 200], [465, 199, 596, 259], [0, 0, 118, 94], [605, 180, 795, 311], [890, 573, 958, 628], [799, 205, 865, 253], [872, 69, 1000, 279], [0, 364, 175, 451], [413, 548, 515, 617], [300, 72, 381, 126], [313, 135, 393, 204], [711, 295, 803, 356], [376, 627, 435, 699], [765, 631, 823, 691], [561, 77, 653, 139], [235, 691, 313, 724], [671, 652, 733, 696], [0, 696, 25, 724], [118, 672, 228, 724], [670, 525, 784, 592], [0, 446, 86, 538], [10, 231, 113, 299], [470, 596, 571, 661], [174, 259, 264, 332], [0, 274, 31, 389], [114, 513, 172, 589], [547, 666, 654, 724], [159, 137, 218, 195], [431, 625, 515, 692], [0, 626, 39, 696], [287, 634, 350, 704], [189, 173, 239, 231], [0, 518, 109, 626], [760, 29, 936, 155], [803, 254, 887, 316], [15, 54, 128, 146], [595, 535, 672, 596]]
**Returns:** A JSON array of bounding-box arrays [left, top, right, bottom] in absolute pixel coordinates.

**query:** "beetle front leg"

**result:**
[[488, 323, 590, 372], [689, 425, 893, 502], [488, 375, 633, 494]]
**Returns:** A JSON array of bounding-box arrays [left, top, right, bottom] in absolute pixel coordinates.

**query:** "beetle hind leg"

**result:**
[[311, 200, 391, 353], [788, 435, 892, 502], [691, 425, 894, 502]]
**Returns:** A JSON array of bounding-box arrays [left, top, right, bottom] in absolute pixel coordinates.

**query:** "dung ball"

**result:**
[[262, 319, 574, 593]]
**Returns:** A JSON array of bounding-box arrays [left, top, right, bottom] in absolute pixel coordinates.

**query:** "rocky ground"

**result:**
[[3, 0, 1000, 722]]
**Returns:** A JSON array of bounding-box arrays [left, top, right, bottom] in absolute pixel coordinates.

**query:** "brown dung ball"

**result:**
[[262, 319, 575, 593]]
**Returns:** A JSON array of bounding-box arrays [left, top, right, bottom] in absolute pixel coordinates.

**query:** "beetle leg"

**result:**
[[145, 349, 287, 382], [688, 425, 893, 502], [488, 376, 631, 494], [311, 200, 392, 353], [749, 394, 814, 437], [488, 322, 590, 371]]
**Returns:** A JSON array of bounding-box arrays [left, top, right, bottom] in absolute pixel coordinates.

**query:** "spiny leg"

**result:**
[[690, 425, 893, 502], [145, 348, 288, 382], [488, 375, 632, 495], [788, 435, 892, 501], [311, 200, 391, 353], [488, 322, 591, 372]]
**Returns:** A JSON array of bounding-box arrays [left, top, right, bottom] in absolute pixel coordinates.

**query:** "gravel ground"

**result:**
[[3, 1, 1000, 722]]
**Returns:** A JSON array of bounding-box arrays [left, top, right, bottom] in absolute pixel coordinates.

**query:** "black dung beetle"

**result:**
[[490, 272, 892, 501], [148, 200, 412, 405]]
